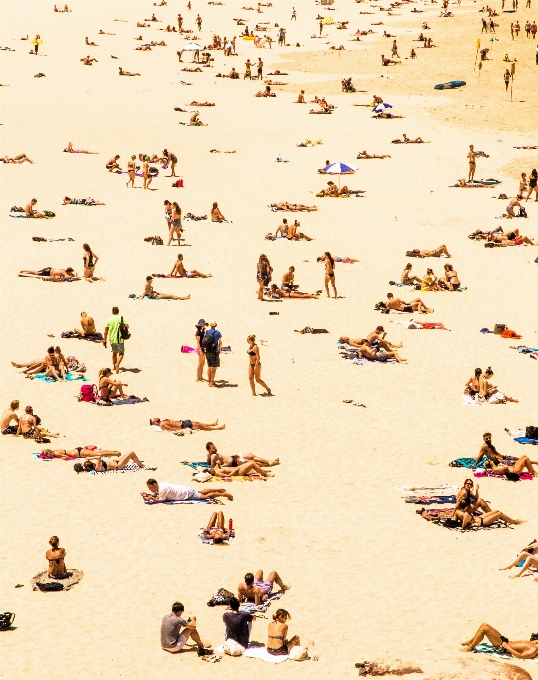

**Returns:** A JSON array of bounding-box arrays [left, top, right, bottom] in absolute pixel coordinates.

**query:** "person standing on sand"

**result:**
[[163, 149, 177, 176], [203, 321, 222, 387], [195, 319, 207, 382], [177, 13, 183, 30], [196, 14, 202, 31], [291, 7, 297, 20], [504, 68, 510, 90], [32, 35, 42, 54], [257, 254, 273, 300], [143, 156, 152, 190], [323, 252, 337, 298], [319, 19, 323, 36], [247, 335, 271, 396], [103, 306, 127, 374], [126, 155, 136, 188], [257, 58, 263, 79], [467, 144, 477, 182], [168, 202, 182, 246]]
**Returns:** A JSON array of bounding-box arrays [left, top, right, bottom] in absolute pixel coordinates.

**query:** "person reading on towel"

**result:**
[[461, 624, 538, 658], [150, 417, 225, 431], [267, 609, 301, 656], [46, 536, 72, 580], [203, 511, 232, 543], [238, 569, 291, 605], [205, 442, 279, 468], [386, 292, 433, 314], [141, 478, 233, 503]]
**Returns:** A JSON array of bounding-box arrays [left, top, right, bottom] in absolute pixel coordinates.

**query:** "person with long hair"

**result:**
[[74, 450, 152, 473], [247, 335, 271, 396], [479, 367, 518, 402], [464, 368, 482, 397], [267, 609, 301, 656], [46, 536, 71, 579], [323, 252, 337, 298], [526, 168, 537, 202], [168, 202, 182, 246], [82, 243, 102, 282], [98, 367, 128, 401], [257, 254, 272, 300], [211, 202, 226, 222]]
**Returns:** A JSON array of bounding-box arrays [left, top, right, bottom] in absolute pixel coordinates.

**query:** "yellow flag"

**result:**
[[476, 38, 481, 49]]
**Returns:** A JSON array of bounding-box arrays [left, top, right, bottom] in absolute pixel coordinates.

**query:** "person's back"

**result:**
[[82, 316, 96, 335], [106, 313, 123, 344], [223, 598, 252, 650]]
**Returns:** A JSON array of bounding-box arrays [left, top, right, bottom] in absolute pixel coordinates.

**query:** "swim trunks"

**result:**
[[2, 426, 18, 435], [403, 304, 413, 313], [110, 343, 125, 355], [180, 420, 193, 429], [253, 578, 273, 595], [37, 267, 52, 277], [206, 352, 220, 368]]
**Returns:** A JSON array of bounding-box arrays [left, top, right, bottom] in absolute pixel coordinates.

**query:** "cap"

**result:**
[[209, 321, 217, 327], [196, 319, 206, 327]]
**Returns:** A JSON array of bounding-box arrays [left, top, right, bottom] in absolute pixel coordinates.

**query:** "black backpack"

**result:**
[[526, 426, 538, 440], [119, 316, 131, 341], [0, 612, 15, 630], [35, 581, 64, 592], [201, 331, 215, 352]]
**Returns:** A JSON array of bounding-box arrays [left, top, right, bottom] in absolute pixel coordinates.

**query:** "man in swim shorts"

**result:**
[[142, 478, 233, 502], [386, 293, 433, 314], [149, 418, 226, 431], [238, 570, 291, 605]]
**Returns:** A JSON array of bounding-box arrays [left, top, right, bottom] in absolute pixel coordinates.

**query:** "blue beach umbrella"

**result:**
[[322, 161, 356, 187]]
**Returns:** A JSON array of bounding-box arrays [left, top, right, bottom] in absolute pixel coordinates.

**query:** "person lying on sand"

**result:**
[[74, 311, 104, 340], [143, 275, 190, 300], [209, 460, 275, 478], [408, 245, 451, 258], [136, 45, 152, 51], [46, 536, 71, 580], [381, 54, 401, 65], [478, 367, 518, 402], [99, 30, 116, 34], [205, 441, 279, 468], [137, 22, 150, 27], [190, 101, 215, 106], [461, 625, 537, 657], [318, 256, 359, 263], [142, 478, 233, 502], [63, 197, 105, 205], [484, 455, 537, 477], [238, 570, 291, 605], [182, 66, 202, 72], [339, 336, 368, 348], [356, 341, 406, 363], [75, 451, 152, 473], [41, 447, 121, 460], [356, 150, 391, 159], [265, 80, 287, 86], [450, 497, 523, 529], [403, 133, 427, 143], [80, 55, 98, 65], [63, 142, 97, 154], [1, 154, 34, 163], [119, 67, 140, 75], [500, 540, 538, 578], [150, 417, 225, 431], [25, 198, 50, 218], [454, 178, 492, 187], [270, 203, 318, 212], [20, 267, 75, 280], [386, 292, 433, 314], [487, 228, 535, 246], [266, 284, 319, 299], [373, 111, 403, 119], [171, 254, 211, 278], [317, 181, 351, 197], [202, 511, 232, 543], [85, 37, 98, 46]]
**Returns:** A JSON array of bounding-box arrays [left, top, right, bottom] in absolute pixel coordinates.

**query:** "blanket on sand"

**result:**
[[418, 508, 511, 532], [31, 569, 83, 591], [32, 373, 87, 382], [144, 498, 223, 505], [243, 645, 289, 663], [450, 456, 518, 469]]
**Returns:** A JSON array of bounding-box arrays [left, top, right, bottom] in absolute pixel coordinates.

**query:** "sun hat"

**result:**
[[196, 319, 206, 327], [209, 321, 217, 327]]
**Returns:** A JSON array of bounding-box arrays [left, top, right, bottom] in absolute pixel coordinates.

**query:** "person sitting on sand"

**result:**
[[357, 341, 406, 363], [205, 442, 279, 468], [500, 540, 538, 578], [80, 55, 98, 65], [266, 284, 319, 299], [287, 220, 314, 241], [475, 432, 505, 466], [203, 511, 232, 543], [40, 447, 121, 460], [143, 275, 190, 300], [150, 417, 225, 431], [98, 367, 129, 401], [442, 264, 461, 290], [255, 85, 275, 97], [295, 90, 306, 103], [238, 570, 291, 605], [386, 292, 433, 314], [478, 367, 518, 402], [75, 450, 152, 473], [16, 405, 52, 441], [189, 112, 206, 126], [119, 67, 140, 76], [381, 54, 401, 65], [136, 44, 152, 51], [281, 266, 297, 290], [161, 601, 212, 655], [85, 37, 98, 46], [1, 400, 19, 435], [356, 150, 391, 159], [451, 497, 523, 529], [46, 536, 72, 580], [72, 312, 103, 341], [209, 460, 275, 478], [401, 262, 422, 285], [20, 267, 76, 280], [211, 202, 226, 222], [461, 624, 538, 657], [410, 48, 417, 58], [316, 181, 350, 197], [25, 198, 49, 218], [366, 326, 403, 350], [270, 203, 318, 212], [170, 254, 211, 278], [454, 479, 492, 515], [142, 478, 233, 503], [267, 609, 301, 657], [421, 268, 445, 292]]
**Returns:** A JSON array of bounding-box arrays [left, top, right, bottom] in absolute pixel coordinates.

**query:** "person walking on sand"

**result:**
[[323, 252, 337, 298], [143, 156, 152, 190], [319, 19, 323, 36], [291, 7, 297, 20], [504, 68, 510, 91], [126, 155, 136, 188], [467, 145, 477, 182], [247, 335, 271, 396], [202, 321, 222, 387], [257, 254, 273, 300], [195, 319, 207, 382], [196, 13, 202, 31], [32, 35, 43, 54], [103, 306, 128, 374], [167, 202, 182, 246]]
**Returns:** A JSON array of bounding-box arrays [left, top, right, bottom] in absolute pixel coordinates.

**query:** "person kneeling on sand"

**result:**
[[150, 417, 225, 431], [386, 292, 433, 314], [238, 569, 291, 605], [142, 478, 233, 503], [161, 601, 212, 655], [461, 624, 538, 658]]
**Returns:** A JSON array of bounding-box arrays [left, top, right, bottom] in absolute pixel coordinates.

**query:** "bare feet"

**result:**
[[270, 458, 280, 466], [224, 492, 234, 501]]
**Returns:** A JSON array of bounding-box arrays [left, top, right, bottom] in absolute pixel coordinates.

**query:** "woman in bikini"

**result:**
[[479, 367, 518, 402], [170, 253, 211, 278], [323, 252, 337, 298], [443, 264, 461, 290], [257, 254, 272, 300], [483, 455, 538, 478], [46, 536, 71, 579], [75, 450, 151, 473], [82, 243, 101, 282], [464, 367, 482, 397], [421, 268, 445, 292], [401, 262, 421, 285], [202, 511, 232, 543], [98, 368, 129, 401], [267, 609, 301, 656], [500, 540, 538, 577], [454, 480, 491, 515], [64, 142, 98, 154], [167, 201, 182, 246], [452, 497, 523, 529], [247, 334, 271, 396], [526, 168, 537, 202], [143, 276, 190, 300], [40, 447, 121, 460], [211, 202, 226, 222]]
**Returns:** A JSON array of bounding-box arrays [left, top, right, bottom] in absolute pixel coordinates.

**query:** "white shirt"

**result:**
[[157, 483, 191, 501]]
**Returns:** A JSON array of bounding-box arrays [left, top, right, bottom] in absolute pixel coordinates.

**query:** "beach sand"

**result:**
[[0, 0, 537, 677]]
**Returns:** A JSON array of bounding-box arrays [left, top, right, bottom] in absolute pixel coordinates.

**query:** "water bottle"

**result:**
[[229, 518, 233, 531]]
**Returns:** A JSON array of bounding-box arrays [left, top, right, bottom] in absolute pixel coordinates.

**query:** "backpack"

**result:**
[[35, 581, 64, 592], [172, 179, 184, 187], [119, 316, 131, 340], [494, 323, 506, 335], [0, 612, 15, 631], [207, 588, 235, 607], [374, 301, 386, 310], [201, 330, 216, 352], [80, 384, 98, 402], [526, 426, 538, 440]]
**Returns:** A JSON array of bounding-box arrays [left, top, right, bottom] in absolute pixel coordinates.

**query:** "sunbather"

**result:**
[[205, 442, 279, 468], [443, 264, 461, 290], [202, 511, 232, 543], [454, 480, 492, 514], [188, 112, 206, 125], [478, 367, 518, 402], [381, 54, 401, 65], [461, 624, 538, 658], [356, 150, 391, 159], [190, 101, 215, 106], [484, 456, 537, 477], [170, 254, 211, 278], [211, 202, 226, 222], [266, 284, 319, 299], [421, 268, 445, 292], [143, 276, 190, 300], [80, 56, 98, 65], [74, 312, 103, 340], [366, 326, 402, 350], [409, 246, 452, 257], [24, 198, 50, 218], [119, 67, 141, 76], [500, 540, 538, 577], [142, 478, 233, 502], [357, 342, 406, 363], [74, 450, 150, 472], [209, 460, 275, 478], [267, 609, 301, 656], [64, 141, 97, 154], [316, 181, 351, 197], [270, 203, 318, 212], [20, 267, 75, 280], [238, 570, 291, 605], [386, 293, 433, 314], [150, 417, 225, 431], [41, 447, 121, 460], [98, 368, 129, 401], [403, 134, 426, 143], [401, 263, 421, 285], [1, 154, 34, 164], [46, 536, 71, 579], [286, 221, 314, 240], [452, 497, 523, 529]]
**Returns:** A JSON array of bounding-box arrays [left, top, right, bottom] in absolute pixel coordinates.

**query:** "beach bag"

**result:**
[[525, 426, 538, 440], [207, 588, 235, 607], [35, 581, 64, 592], [172, 179, 184, 187], [221, 640, 245, 656], [289, 645, 308, 661], [119, 316, 131, 340], [0, 612, 15, 631], [43, 210, 55, 217], [494, 324, 506, 335], [80, 384, 97, 402], [192, 470, 212, 482]]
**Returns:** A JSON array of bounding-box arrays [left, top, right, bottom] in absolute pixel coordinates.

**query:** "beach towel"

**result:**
[[182, 461, 211, 470], [239, 591, 283, 614], [144, 498, 223, 505], [90, 396, 147, 405], [514, 437, 538, 445], [243, 646, 289, 663], [90, 463, 150, 475], [473, 642, 538, 664], [33, 452, 76, 461], [430, 516, 510, 532], [31, 569, 83, 591], [405, 495, 456, 504], [462, 394, 506, 407], [449, 456, 518, 469], [473, 468, 532, 481], [32, 373, 87, 382], [397, 484, 459, 494], [61, 331, 103, 342], [206, 475, 265, 483]]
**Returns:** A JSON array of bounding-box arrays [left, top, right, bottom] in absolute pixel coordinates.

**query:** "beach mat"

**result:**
[[90, 397, 147, 405], [474, 469, 532, 481], [32, 373, 87, 382], [144, 498, 224, 505], [420, 509, 512, 532], [90, 463, 150, 475], [31, 569, 83, 591], [182, 461, 211, 469], [449, 456, 518, 469]]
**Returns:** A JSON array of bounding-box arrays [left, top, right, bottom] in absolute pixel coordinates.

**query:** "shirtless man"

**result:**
[[20, 267, 76, 280], [366, 326, 402, 350], [467, 144, 477, 182], [119, 67, 141, 76], [287, 221, 314, 241], [356, 150, 391, 159], [413, 245, 452, 258], [295, 89, 306, 103], [1, 400, 19, 435], [106, 154, 121, 172], [149, 417, 226, 431], [25, 198, 47, 218], [475, 432, 508, 466], [74, 311, 103, 340], [143, 156, 152, 189], [403, 133, 425, 143], [205, 442, 279, 468], [81, 55, 98, 65], [126, 155, 136, 188], [386, 292, 433, 314], [281, 266, 297, 290], [238, 570, 291, 605]]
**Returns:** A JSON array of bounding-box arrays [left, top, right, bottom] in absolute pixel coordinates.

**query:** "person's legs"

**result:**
[[470, 499, 492, 513], [197, 353, 205, 381], [206, 512, 217, 531], [249, 364, 256, 395], [216, 511, 224, 528], [462, 623, 503, 649], [154, 293, 189, 299], [110, 383, 124, 396], [331, 276, 337, 298], [513, 456, 536, 475], [243, 454, 280, 466], [286, 635, 301, 652], [199, 488, 233, 501], [117, 451, 144, 468], [482, 510, 522, 526], [266, 571, 290, 591], [254, 366, 271, 394], [192, 421, 226, 431], [510, 555, 538, 577], [258, 279, 264, 300]]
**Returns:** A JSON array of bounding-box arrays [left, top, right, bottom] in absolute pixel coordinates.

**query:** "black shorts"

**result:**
[[205, 352, 220, 368], [37, 268, 52, 277], [404, 304, 413, 313], [181, 420, 193, 429]]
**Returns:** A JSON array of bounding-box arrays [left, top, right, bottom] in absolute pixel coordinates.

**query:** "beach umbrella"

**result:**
[[373, 102, 392, 113], [182, 42, 202, 50], [322, 161, 356, 188]]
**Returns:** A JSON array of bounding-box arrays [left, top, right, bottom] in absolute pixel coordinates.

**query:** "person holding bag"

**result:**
[[103, 306, 129, 374]]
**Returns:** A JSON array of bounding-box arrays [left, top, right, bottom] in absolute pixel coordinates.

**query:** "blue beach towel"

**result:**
[[32, 373, 87, 382]]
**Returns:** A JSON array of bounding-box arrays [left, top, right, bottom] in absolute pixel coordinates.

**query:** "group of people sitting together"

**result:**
[[12, 346, 85, 381], [394, 262, 463, 291], [339, 325, 406, 363], [1, 401, 59, 442], [464, 367, 519, 403]]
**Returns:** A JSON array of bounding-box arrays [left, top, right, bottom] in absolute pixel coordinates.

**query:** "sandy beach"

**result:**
[[1, 0, 537, 677]]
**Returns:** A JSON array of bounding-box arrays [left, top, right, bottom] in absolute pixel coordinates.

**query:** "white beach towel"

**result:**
[[243, 646, 289, 663]]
